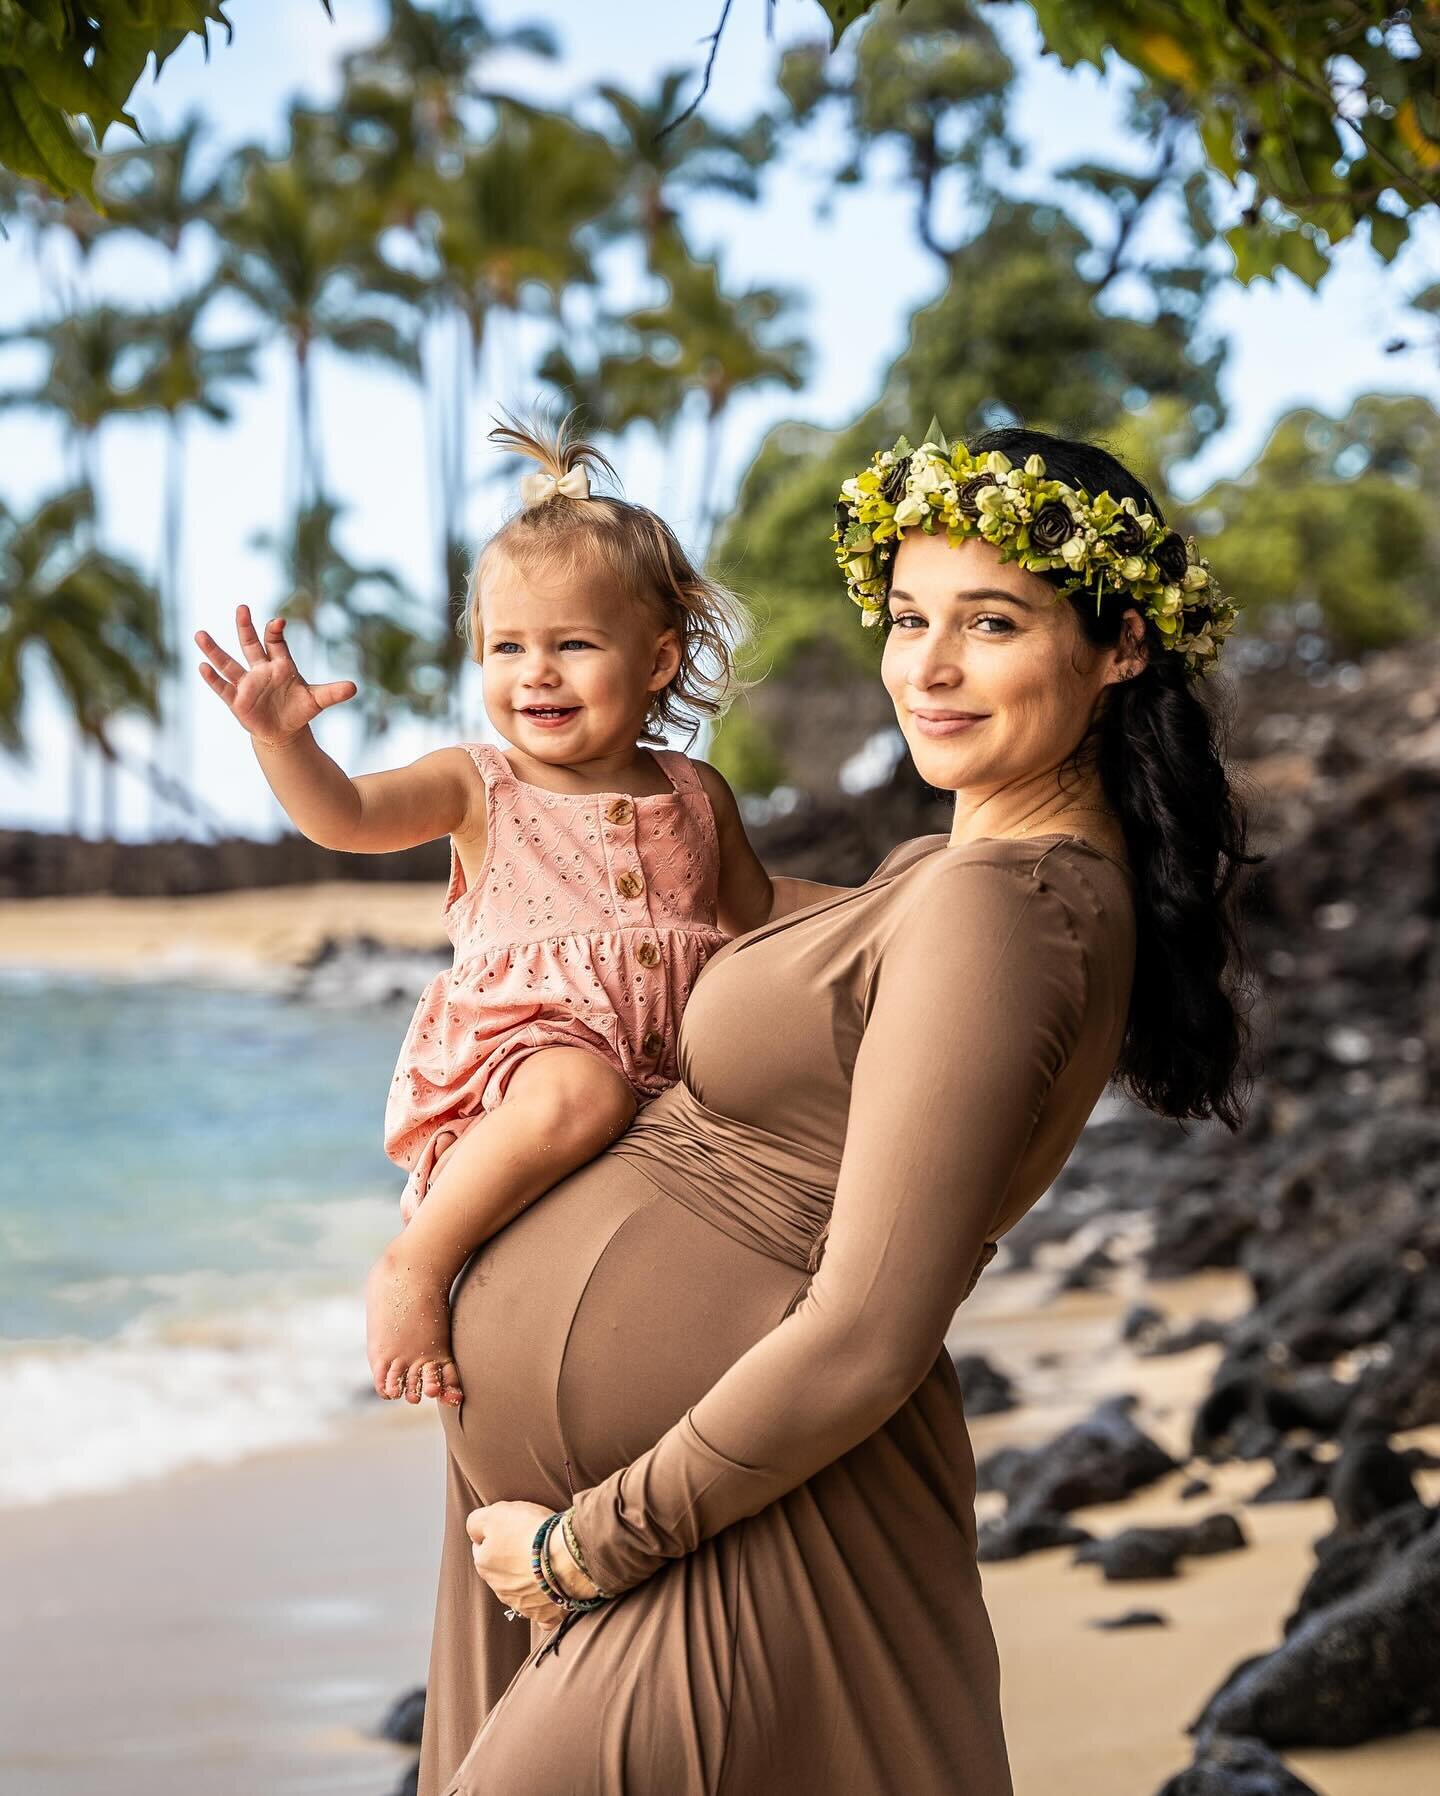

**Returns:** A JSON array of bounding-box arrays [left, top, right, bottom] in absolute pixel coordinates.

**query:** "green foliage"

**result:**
[[540, 238, 809, 538], [0, 3, 333, 202], [594, 68, 772, 269], [704, 696, 788, 795], [783, 0, 1013, 258], [821, 0, 1440, 286], [1184, 394, 1440, 652], [0, 484, 165, 756]]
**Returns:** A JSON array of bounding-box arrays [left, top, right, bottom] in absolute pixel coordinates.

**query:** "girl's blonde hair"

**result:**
[[464, 409, 754, 747]]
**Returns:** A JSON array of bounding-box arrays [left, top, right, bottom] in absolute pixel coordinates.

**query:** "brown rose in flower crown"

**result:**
[[831, 426, 1240, 677]]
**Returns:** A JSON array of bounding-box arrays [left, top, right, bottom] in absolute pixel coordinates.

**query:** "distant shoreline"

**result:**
[[0, 880, 449, 976]]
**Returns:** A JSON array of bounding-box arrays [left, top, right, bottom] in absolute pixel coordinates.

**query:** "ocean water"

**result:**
[[0, 974, 414, 1508]]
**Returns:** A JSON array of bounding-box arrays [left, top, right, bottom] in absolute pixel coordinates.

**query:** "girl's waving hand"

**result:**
[[195, 604, 357, 747], [196, 603, 476, 856]]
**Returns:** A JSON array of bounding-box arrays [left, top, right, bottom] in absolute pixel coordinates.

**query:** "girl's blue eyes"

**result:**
[[892, 613, 1015, 634], [492, 640, 595, 652]]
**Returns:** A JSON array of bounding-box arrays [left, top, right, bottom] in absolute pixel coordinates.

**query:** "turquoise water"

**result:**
[[0, 976, 418, 1504], [0, 978, 407, 1342]]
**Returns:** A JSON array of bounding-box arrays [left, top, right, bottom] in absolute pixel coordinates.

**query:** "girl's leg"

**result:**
[[365, 1047, 637, 1408]]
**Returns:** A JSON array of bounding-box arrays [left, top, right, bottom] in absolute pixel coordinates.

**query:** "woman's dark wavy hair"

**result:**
[[904, 425, 1259, 1131]]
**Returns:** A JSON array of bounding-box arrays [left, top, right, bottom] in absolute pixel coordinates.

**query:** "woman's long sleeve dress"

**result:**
[[417, 832, 1136, 1796]]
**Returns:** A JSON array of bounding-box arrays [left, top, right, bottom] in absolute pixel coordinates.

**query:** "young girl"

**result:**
[[195, 415, 809, 1410]]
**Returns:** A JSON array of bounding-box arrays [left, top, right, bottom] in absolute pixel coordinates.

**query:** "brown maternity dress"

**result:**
[[417, 830, 1136, 1796]]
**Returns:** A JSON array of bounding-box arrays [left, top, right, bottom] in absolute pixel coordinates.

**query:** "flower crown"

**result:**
[[831, 426, 1239, 677]]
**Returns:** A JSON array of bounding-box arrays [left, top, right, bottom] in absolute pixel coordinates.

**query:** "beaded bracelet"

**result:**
[[562, 1507, 610, 1599], [531, 1511, 610, 1613]]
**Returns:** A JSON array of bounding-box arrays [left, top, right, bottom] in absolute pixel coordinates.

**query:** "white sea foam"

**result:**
[[0, 1267, 388, 1509]]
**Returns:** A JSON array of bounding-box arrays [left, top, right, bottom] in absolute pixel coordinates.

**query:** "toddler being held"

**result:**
[[196, 412, 825, 1411]]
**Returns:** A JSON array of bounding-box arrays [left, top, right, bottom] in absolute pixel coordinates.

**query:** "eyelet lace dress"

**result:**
[[383, 742, 728, 1209]]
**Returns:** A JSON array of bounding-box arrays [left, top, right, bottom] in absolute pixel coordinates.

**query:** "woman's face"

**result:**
[[880, 530, 1143, 797]]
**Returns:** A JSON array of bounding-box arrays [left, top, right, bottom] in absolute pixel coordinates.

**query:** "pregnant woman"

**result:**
[[417, 425, 1251, 1796]]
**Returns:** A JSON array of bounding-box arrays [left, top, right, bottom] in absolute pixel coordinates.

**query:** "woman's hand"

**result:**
[[195, 603, 357, 747], [466, 1501, 570, 1628]]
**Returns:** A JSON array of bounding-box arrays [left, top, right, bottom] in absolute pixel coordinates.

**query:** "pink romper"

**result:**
[[383, 742, 729, 1210]]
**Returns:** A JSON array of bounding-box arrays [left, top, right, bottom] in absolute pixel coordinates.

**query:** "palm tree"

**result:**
[[93, 119, 224, 826], [0, 303, 151, 492], [546, 248, 809, 546], [0, 487, 166, 835], [95, 113, 210, 260], [128, 286, 259, 820], [593, 69, 773, 270], [335, 3, 560, 681], [427, 105, 623, 664], [212, 106, 421, 510], [338, 0, 557, 217]]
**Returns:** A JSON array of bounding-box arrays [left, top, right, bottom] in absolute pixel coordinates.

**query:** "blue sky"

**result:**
[[2, 0, 1437, 839]]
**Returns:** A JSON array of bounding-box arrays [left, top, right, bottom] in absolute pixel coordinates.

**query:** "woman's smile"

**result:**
[[911, 709, 989, 736]]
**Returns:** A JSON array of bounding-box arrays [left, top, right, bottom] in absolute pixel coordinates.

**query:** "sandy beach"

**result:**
[[0, 882, 447, 978], [3, 1252, 1435, 1795]]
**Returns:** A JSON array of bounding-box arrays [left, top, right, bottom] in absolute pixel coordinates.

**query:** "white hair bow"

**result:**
[[519, 465, 591, 509]]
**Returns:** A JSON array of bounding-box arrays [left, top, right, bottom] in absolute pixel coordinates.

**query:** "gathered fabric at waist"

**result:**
[[609, 1078, 839, 1275]]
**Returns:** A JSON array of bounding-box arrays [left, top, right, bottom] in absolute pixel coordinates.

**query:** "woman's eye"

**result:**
[[891, 614, 1015, 633]]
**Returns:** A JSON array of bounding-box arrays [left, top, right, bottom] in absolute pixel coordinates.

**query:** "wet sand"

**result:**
[[4, 1257, 1436, 1794], [0, 1403, 445, 1796]]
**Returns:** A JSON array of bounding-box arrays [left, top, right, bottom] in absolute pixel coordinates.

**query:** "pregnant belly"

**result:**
[[442, 1148, 810, 1509]]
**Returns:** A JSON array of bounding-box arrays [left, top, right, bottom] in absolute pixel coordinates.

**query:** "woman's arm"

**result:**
[[566, 855, 1088, 1597]]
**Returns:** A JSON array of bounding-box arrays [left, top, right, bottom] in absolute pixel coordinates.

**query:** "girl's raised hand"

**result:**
[[195, 604, 357, 747]]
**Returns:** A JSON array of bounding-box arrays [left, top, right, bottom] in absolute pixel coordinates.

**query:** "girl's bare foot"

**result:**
[[365, 1244, 464, 1407]]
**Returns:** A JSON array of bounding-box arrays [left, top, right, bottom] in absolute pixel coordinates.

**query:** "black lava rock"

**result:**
[[377, 1686, 425, 1746], [1154, 1734, 1322, 1795]]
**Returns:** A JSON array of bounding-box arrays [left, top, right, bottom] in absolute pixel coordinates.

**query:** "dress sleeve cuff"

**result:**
[[565, 1407, 775, 1596]]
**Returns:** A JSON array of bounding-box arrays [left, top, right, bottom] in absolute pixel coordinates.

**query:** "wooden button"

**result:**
[[605, 798, 634, 825], [642, 1029, 664, 1057], [616, 869, 645, 900], [636, 939, 661, 968]]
